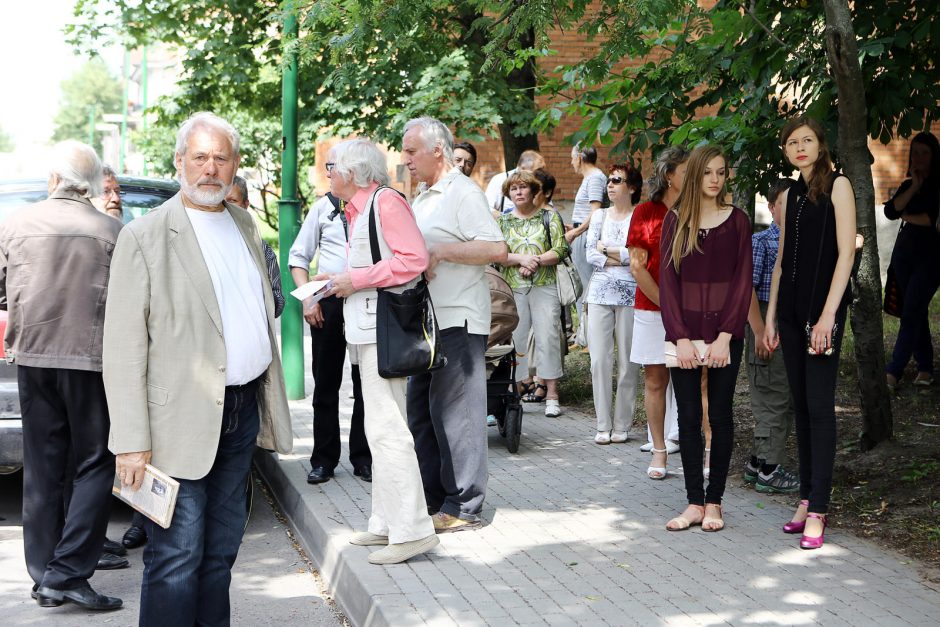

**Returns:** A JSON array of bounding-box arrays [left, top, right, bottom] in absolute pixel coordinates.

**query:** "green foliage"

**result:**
[[902, 460, 940, 483], [52, 57, 123, 153], [0, 126, 13, 152]]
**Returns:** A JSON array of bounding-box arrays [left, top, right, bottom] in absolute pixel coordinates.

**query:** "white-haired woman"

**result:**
[[316, 138, 439, 565]]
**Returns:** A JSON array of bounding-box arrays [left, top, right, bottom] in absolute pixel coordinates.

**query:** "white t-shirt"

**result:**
[[413, 168, 505, 335], [571, 169, 608, 224], [485, 169, 515, 214], [186, 208, 272, 385]]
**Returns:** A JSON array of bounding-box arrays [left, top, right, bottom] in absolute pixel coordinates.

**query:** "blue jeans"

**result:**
[[139, 379, 260, 627]]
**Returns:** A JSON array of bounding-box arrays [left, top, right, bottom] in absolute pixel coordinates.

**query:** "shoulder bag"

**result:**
[[541, 209, 583, 307], [367, 188, 447, 378]]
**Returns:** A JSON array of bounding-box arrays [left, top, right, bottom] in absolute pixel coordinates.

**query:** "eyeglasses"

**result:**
[[325, 162, 336, 173], [608, 176, 626, 185]]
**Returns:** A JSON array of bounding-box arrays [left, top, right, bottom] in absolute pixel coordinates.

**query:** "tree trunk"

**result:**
[[499, 27, 540, 168], [823, 0, 893, 449]]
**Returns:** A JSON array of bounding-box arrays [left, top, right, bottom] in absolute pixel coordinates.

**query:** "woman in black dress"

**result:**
[[763, 117, 857, 550]]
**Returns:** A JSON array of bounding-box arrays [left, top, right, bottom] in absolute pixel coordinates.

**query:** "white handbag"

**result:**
[[664, 340, 709, 368]]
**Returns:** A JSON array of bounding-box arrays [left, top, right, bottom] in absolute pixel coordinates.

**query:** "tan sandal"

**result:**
[[702, 503, 724, 532], [666, 504, 704, 531]]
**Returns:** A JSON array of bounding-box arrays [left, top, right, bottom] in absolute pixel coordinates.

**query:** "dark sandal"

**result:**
[[522, 383, 547, 403]]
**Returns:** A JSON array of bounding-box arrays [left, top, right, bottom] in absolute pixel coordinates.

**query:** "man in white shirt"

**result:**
[[401, 117, 508, 533], [104, 113, 292, 626], [289, 191, 371, 485]]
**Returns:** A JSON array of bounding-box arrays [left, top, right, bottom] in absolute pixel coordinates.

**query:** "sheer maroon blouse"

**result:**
[[659, 207, 753, 343]]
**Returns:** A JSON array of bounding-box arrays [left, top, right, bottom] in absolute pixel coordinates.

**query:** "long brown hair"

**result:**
[[779, 116, 833, 203], [668, 145, 728, 270]]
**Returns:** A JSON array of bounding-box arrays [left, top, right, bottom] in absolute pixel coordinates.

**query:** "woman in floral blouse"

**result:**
[[498, 170, 570, 417]]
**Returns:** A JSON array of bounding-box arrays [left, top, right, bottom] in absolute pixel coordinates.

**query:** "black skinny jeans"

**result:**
[[778, 315, 845, 514], [670, 339, 743, 506]]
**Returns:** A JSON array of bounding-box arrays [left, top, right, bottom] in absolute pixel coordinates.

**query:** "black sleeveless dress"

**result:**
[[778, 174, 851, 327]]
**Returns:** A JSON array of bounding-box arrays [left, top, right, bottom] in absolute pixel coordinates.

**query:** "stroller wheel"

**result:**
[[504, 403, 522, 454]]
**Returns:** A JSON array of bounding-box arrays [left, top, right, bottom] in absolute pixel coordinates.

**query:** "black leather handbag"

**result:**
[[368, 188, 447, 379]]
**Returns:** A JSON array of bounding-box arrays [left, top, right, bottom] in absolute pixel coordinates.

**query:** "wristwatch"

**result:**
[[603, 246, 608, 255]]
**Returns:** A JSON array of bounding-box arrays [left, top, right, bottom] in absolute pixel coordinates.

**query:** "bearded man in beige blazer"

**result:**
[[103, 112, 292, 627]]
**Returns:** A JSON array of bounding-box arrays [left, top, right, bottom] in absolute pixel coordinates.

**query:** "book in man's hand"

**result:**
[[112, 464, 180, 529]]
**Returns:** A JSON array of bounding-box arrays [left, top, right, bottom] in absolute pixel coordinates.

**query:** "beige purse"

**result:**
[[664, 340, 709, 368]]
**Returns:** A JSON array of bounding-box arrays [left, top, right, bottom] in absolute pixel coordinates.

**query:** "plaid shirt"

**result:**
[[752, 222, 779, 303]]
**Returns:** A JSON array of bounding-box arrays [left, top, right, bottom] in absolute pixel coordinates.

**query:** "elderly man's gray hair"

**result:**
[[49, 140, 103, 198], [175, 112, 240, 156], [330, 139, 390, 188], [403, 117, 454, 163], [101, 164, 117, 179], [232, 175, 249, 201]]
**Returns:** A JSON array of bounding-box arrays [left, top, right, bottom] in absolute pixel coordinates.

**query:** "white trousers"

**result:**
[[358, 344, 434, 544], [512, 285, 564, 381], [587, 304, 641, 432]]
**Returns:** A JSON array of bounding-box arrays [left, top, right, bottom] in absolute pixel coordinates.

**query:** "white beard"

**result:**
[[180, 177, 230, 206]]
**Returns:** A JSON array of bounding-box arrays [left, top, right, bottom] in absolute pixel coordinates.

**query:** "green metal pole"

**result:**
[[141, 46, 149, 176], [120, 49, 129, 172], [279, 6, 304, 399]]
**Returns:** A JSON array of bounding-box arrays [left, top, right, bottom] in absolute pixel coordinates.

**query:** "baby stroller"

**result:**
[[484, 267, 523, 453]]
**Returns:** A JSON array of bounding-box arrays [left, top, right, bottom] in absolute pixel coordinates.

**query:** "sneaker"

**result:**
[[755, 466, 801, 494], [610, 431, 629, 444], [594, 431, 611, 445], [640, 442, 653, 452], [367, 534, 440, 565], [486, 414, 497, 427], [349, 531, 389, 546], [914, 372, 934, 387], [544, 399, 561, 417], [665, 440, 680, 455], [743, 458, 761, 484], [432, 512, 482, 534]]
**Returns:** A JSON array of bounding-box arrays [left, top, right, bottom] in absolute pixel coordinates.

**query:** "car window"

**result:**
[[121, 189, 176, 222], [0, 190, 47, 221]]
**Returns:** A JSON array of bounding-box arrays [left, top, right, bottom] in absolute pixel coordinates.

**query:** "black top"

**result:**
[[884, 178, 940, 225], [779, 174, 850, 325]]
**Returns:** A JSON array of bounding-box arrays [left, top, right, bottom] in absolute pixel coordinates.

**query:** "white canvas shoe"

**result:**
[[610, 431, 629, 443], [544, 399, 561, 417], [349, 531, 389, 546], [367, 534, 439, 565]]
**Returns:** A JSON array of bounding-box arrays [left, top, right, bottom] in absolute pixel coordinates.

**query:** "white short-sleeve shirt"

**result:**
[[412, 168, 505, 335]]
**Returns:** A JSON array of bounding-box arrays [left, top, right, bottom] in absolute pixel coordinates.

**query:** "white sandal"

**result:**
[[647, 447, 667, 480]]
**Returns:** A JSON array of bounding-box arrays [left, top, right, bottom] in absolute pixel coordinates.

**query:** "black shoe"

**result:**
[[122, 524, 148, 549], [30, 584, 44, 602], [306, 467, 334, 484], [96, 552, 130, 570], [102, 538, 127, 556], [37, 582, 122, 611], [353, 465, 372, 482]]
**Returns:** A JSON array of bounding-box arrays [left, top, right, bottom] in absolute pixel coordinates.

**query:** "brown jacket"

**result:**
[[0, 190, 122, 371]]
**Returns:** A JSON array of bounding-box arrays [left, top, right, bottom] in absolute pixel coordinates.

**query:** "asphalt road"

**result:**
[[0, 468, 344, 626]]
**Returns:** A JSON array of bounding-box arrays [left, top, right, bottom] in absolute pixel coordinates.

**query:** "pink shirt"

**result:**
[[345, 183, 429, 290]]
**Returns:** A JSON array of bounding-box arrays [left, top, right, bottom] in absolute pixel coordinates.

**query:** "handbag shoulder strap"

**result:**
[[367, 186, 407, 264]]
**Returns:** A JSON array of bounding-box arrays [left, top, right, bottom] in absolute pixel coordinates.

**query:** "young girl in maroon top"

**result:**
[[660, 145, 752, 532]]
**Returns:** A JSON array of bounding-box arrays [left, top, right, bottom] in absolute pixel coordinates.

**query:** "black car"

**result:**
[[0, 176, 179, 472]]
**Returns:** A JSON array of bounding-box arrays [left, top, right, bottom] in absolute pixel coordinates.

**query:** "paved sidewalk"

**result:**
[[257, 366, 940, 626]]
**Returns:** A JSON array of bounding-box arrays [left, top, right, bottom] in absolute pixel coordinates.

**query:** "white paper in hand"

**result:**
[[290, 279, 333, 304]]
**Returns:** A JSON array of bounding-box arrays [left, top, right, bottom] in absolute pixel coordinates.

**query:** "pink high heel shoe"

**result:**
[[783, 499, 809, 534], [799, 512, 828, 550]]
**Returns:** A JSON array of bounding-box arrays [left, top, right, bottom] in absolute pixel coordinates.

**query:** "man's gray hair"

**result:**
[[175, 112, 240, 156], [101, 164, 117, 179], [49, 140, 103, 198], [403, 117, 454, 163], [330, 139, 390, 188], [232, 175, 249, 200]]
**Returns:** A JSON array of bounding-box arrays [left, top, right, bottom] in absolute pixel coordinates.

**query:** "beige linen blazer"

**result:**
[[103, 193, 292, 480]]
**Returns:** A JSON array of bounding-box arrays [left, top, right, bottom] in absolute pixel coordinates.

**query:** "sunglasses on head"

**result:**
[[608, 176, 626, 185]]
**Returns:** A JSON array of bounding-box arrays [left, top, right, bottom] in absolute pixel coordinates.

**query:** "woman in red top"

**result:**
[[627, 146, 688, 479], [660, 145, 752, 532]]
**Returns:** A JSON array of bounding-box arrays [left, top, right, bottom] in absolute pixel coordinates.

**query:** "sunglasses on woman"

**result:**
[[608, 176, 626, 185]]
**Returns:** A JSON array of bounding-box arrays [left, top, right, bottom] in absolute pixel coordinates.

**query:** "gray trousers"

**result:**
[[587, 304, 640, 432], [746, 301, 794, 465], [407, 326, 488, 521]]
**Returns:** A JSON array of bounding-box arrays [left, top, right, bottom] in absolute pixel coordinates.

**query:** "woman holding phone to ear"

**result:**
[[763, 117, 856, 550]]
